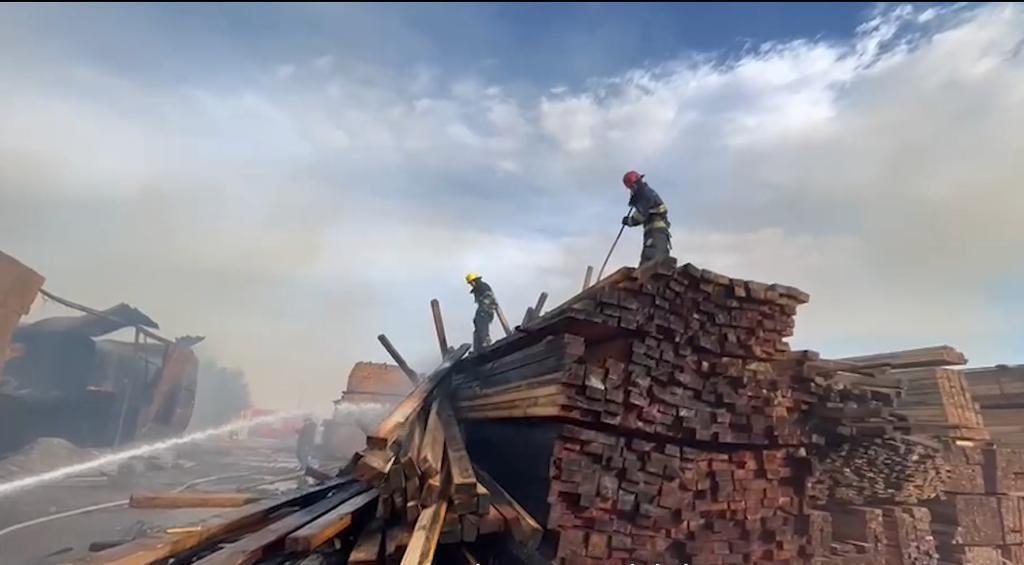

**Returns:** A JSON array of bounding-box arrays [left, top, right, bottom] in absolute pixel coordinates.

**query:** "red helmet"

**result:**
[[622, 170, 643, 189]]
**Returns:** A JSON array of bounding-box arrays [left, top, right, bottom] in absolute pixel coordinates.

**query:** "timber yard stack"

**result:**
[[81, 256, 1024, 565], [964, 364, 1024, 446], [450, 258, 825, 565]]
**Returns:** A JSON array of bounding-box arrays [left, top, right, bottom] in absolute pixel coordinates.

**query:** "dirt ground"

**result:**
[[0, 437, 308, 564]]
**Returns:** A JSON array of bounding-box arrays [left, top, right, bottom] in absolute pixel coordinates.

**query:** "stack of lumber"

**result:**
[[815, 505, 938, 565], [893, 367, 989, 440], [804, 370, 905, 441], [455, 258, 815, 448], [879, 506, 938, 565], [464, 420, 811, 564], [964, 365, 1024, 446], [452, 258, 830, 564], [808, 436, 950, 505], [919, 443, 1024, 563]]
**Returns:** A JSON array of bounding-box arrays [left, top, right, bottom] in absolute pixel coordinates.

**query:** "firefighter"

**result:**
[[465, 273, 497, 353], [296, 417, 317, 468], [621, 170, 672, 265]]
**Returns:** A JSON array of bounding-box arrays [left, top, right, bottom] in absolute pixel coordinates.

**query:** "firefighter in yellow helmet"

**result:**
[[465, 273, 497, 353]]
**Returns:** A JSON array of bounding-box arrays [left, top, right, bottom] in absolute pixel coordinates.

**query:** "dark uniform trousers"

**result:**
[[641, 229, 672, 264], [473, 308, 494, 352]]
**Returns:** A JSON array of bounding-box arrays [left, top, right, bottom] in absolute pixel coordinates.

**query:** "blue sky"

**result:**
[[1, 3, 1021, 408]]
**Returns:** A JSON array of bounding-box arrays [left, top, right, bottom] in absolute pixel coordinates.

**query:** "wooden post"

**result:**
[[582, 265, 594, 290], [521, 307, 535, 326], [430, 299, 449, 356], [494, 303, 512, 336], [377, 334, 419, 384], [532, 292, 548, 318]]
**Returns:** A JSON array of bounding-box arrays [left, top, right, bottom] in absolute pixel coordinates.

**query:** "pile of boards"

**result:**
[[81, 257, 1024, 564]]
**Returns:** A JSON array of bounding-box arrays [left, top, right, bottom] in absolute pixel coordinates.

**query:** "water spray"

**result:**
[[0, 403, 386, 499]]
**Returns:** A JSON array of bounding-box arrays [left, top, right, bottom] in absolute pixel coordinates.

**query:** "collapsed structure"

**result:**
[[80, 256, 1024, 564], [0, 251, 202, 453]]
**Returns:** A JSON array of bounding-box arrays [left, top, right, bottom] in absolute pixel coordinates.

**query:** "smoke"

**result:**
[[189, 359, 253, 430]]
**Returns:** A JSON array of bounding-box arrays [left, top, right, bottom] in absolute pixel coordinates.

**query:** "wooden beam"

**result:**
[[348, 519, 384, 565], [839, 346, 967, 369], [77, 479, 348, 565], [474, 467, 542, 549], [352, 448, 395, 485], [438, 398, 478, 501], [129, 492, 262, 509], [377, 334, 419, 383], [284, 488, 377, 553], [532, 292, 548, 318], [193, 482, 366, 565], [366, 343, 470, 451], [421, 453, 448, 507], [430, 299, 450, 356], [495, 303, 512, 336], [521, 307, 535, 326], [400, 497, 448, 565], [582, 265, 594, 291], [418, 398, 446, 478]]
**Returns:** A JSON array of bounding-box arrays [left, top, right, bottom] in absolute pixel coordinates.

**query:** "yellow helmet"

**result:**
[[465, 272, 482, 284]]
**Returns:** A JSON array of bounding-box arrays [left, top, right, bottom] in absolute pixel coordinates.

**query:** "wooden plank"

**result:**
[[479, 504, 507, 534], [495, 302, 512, 336], [840, 346, 967, 369], [421, 453, 449, 507], [353, 448, 394, 485], [129, 492, 262, 509], [533, 292, 548, 319], [377, 334, 419, 384], [400, 497, 448, 565], [284, 488, 377, 553], [475, 466, 542, 549], [458, 404, 565, 421], [430, 299, 450, 355], [418, 398, 446, 478], [582, 265, 594, 291], [76, 479, 349, 565], [367, 343, 470, 450], [193, 482, 367, 565], [438, 398, 478, 498], [455, 384, 566, 409], [348, 519, 384, 565]]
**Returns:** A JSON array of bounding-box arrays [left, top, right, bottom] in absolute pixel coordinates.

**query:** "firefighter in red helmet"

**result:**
[[621, 170, 672, 265]]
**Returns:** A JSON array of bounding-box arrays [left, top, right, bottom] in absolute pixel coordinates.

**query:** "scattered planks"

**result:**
[[284, 488, 378, 553], [193, 482, 369, 565], [77, 478, 352, 564], [129, 492, 262, 509]]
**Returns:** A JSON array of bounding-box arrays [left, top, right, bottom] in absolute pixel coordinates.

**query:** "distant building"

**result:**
[[336, 361, 413, 405]]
